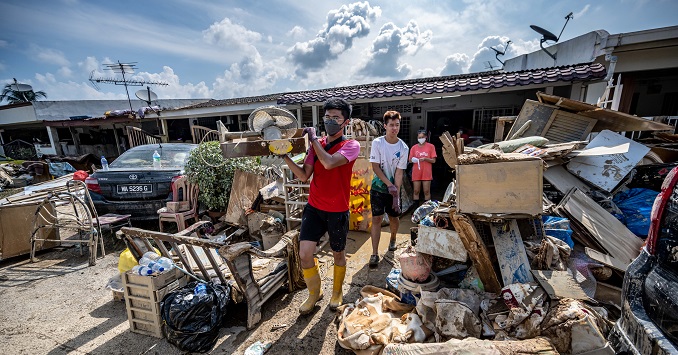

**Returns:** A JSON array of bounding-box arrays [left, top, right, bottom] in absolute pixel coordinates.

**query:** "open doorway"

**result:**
[[424, 109, 474, 200]]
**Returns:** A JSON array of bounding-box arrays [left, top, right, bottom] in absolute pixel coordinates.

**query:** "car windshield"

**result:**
[[110, 145, 195, 169]]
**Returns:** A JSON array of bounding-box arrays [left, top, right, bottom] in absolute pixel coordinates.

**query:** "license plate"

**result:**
[[117, 184, 152, 194]]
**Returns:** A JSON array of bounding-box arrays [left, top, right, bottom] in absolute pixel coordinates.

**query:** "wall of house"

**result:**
[[0, 105, 37, 125], [504, 31, 607, 72]]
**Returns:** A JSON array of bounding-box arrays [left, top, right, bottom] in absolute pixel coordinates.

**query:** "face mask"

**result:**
[[324, 119, 343, 136], [418, 138, 426, 144]]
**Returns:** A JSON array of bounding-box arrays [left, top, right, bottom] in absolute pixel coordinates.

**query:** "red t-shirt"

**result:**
[[409, 142, 437, 181], [304, 137, 360, 212]]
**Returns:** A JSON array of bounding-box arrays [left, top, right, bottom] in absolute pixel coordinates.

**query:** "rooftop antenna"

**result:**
[[10, 78, 34, 102], [489, 40, 512, 65], [484, 61, 498, 70], [89, 61, 168, 113], [530, 11, 573, 60]]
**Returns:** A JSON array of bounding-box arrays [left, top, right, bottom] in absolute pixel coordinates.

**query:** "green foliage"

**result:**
[[184, 141, 263, 212], [1, 83, 47, 104]]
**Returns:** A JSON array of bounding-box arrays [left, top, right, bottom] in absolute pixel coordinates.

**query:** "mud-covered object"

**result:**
[[398, 245, 432, 283], [161, 281, 231, 353], [540, 298, 612, 354]]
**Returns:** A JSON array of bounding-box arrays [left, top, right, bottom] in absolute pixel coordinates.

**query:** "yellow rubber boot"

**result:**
[[299, 262, 323, 315], [329, 264, 346, 311]]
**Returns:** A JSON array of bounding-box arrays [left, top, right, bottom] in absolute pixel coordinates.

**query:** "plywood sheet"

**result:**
[[224, 170, 270, 226], [558, 188, 643, 263], [450, 213, 502, 293], [490, 220, 533, 286], [566, 130, 650, 192], [531, 270, 590, 301], [416, 225, 468, 262], [585, 247, 628, 272], [456, 160, 543, 215], [0, 202, 58, 259], [544, 165, 591, 194]]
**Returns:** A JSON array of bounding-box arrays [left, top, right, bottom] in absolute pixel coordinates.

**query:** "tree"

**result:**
[[0, 82, 47, 104]]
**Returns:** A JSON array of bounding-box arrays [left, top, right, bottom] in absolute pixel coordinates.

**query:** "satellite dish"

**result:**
[[10, 78, 33, 92], [135, 87, 158, 105], [530, 25, 558, 42]]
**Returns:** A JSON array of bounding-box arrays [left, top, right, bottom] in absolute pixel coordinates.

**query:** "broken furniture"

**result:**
[[119, 222, 303, 329], [30, 180, 104, 266], [0, 200, 59, 260], [218, 106, 307, 158], [95, 213, 131, 239], [158, 176, 199, 232], [282, 164, 309, 230]]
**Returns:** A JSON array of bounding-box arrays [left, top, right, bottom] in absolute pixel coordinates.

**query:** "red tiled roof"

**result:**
[[277, 63, 606, 104]]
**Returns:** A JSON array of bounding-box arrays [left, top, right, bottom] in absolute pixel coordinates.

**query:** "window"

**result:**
[[472, 107, 515, 139]]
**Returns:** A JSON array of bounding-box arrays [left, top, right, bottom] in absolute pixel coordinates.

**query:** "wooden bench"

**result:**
[[118, 221, 303, 329]]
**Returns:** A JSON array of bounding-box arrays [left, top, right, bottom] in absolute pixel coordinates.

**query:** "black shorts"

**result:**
[[299, 204, 349, 252], [370, 190, 400, 217]]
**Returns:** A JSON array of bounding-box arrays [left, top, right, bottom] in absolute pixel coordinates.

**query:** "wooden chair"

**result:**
[[158, 176, 199, 232], [125, 126, 161, 148], [119, 222, 303, 329]]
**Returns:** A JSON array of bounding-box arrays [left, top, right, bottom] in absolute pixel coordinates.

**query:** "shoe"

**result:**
[[329, 265, 346, 311], [369, 254, 379, 268], [388, 238, 397, 251], [299, 261, 324, 315]]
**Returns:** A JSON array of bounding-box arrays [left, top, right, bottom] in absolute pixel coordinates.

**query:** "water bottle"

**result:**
[[194, 283, 207, 295], [101, 156, 109, 171], [131, 265, 153, 276], [156, 256, 175, 271], [153, 150, 161, 169], [139, 256, 165, 273], [142, 251, 161, 261]]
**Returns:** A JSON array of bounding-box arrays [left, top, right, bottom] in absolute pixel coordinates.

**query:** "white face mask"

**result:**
[[418, 138, 426, 144]]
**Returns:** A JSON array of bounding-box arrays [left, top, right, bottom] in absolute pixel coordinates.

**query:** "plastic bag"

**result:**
[[613, 188, 659, 237], [161, 281, 231, 353], [399, 245, 432, 283], [412, 200, 439, 224], [542, 215, 574, 248]]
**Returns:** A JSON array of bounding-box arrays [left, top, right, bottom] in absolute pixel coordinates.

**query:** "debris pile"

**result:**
[[337, 92, 675, 354]]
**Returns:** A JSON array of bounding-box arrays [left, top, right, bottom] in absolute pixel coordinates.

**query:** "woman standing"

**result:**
[[409, 130, 437, 204]]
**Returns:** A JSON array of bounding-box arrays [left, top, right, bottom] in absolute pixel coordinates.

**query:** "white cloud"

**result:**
[[440, 53, 470, 75], [287, 25, 306, 39], [57, 66, 73, 77], [132, 66, 211, 99], [288, 1, 381, 76], [202, 17, 262, 53], [467, 36, 538, 73], [574, 4, 590, 19], [213, 52, 288, 98], [29, 44, 70, 67], [355, 20, 432, 77]]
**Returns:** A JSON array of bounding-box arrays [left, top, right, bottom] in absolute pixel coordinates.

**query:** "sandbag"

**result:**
[[478, 136, 549, 153], [161, 281, 230, 353]]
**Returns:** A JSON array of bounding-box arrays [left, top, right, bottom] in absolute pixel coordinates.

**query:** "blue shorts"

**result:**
[[299, 204, 349, 252]]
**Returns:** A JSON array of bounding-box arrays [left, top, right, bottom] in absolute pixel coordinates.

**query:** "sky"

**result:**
[[0, 0, 676, 102]]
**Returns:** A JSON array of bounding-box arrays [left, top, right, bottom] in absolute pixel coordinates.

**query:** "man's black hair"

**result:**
[[323, 97, 352, 121]]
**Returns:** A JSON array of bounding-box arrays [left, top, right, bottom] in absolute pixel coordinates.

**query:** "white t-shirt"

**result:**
[[369, 136, 409, 193]]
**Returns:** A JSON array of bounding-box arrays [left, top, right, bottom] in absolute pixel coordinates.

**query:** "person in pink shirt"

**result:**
[[409, 130, 437, 204]]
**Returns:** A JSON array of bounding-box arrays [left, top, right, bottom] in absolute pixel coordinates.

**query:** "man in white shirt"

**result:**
[[368, 110, 409, 268]]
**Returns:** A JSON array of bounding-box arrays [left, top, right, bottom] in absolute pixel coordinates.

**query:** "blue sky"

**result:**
[[0, 0, 676, 101]]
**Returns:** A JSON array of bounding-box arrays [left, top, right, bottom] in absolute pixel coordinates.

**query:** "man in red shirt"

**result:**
[[282, 97, 360, 315]]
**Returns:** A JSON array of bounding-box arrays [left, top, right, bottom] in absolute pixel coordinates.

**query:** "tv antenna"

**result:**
[[530, 12, 574, 60], [484, 61, 499, 70], [9, 78, 34, 102], [489, 40, 511, 65], [89, 61, 168, 113]]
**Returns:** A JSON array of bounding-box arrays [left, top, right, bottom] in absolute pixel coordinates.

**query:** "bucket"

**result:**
[[398, 273, 439, 305]]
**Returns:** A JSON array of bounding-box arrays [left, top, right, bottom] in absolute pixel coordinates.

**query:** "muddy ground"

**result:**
[[0, 217, 414, 354]]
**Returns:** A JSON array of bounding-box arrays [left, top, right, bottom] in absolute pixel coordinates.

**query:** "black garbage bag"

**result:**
[[160, 281, 230, 353]]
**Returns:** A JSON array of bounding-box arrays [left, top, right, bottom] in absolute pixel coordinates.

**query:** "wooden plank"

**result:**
[[449, 213, 502, 293], [506, 100, 558, 139], [585, 247, 628, 272], [531, 270, 591, 301], [456, 160, 543, 215], [439, 132, 458, 168], [416, 225, 468, 262], [537, 92, 674, 132], [490, 220, 534, 286], [566, 130, 650, 192], [543, 165, 591, 194], [220, 136, 307, 158], [224, 170, 270, 226], [541, 110, 597, 144], [557, 188, 643, 263]]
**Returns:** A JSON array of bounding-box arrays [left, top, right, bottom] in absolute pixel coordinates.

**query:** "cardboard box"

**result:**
[[166, 201, 190, 212], [456, 159, 543, 215], [0, 201, 59, 260]]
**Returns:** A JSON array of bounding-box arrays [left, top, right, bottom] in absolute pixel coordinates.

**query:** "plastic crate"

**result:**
[[123, 268, 187, 338]]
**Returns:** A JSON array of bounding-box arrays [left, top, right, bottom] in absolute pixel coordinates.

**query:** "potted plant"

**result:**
[[184, 141, 262, 218]]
